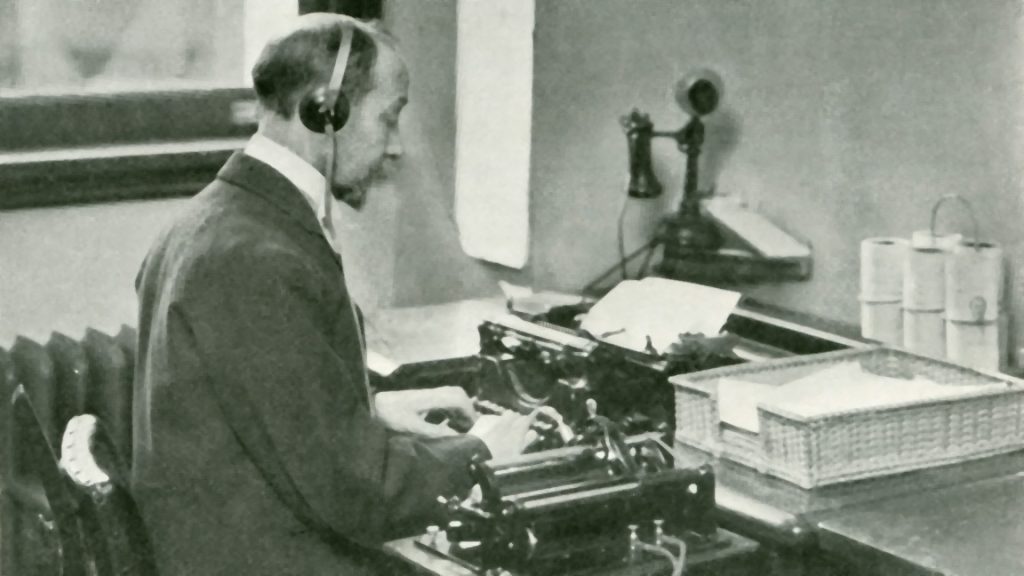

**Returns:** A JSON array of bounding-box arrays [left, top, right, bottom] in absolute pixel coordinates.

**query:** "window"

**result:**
[[0, 0, 380, 209], [1, 0, 245, 94]]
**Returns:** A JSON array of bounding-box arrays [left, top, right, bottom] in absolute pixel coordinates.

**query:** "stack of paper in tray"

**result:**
[[717, 361, 1008, 434]]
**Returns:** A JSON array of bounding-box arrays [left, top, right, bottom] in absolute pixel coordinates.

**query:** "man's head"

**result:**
[[251, 14, 408, 209]]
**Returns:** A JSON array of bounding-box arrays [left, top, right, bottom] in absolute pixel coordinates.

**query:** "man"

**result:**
[[132, 13, 537, 576]]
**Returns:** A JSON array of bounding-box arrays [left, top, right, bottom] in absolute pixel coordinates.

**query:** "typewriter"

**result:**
[[416, 414, 719, 576], [474, 312, 744, 442]]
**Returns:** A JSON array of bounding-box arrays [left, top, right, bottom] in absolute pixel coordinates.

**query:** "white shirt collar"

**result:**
[[244, 134, 333, 227]]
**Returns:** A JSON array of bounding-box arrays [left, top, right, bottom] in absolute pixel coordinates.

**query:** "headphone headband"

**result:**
[[322, 23, 354, 124]]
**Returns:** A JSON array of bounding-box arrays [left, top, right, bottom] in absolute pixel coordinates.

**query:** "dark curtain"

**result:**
[[298, 0, 383, 19]]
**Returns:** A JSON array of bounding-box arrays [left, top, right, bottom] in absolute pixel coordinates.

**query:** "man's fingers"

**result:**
[[394, 413, 461, 438], [522, 429, 539, 450], [467, 413, 501, 437], [534, 406, 564, 424], [523, 408, 547, 429], [414, 387, 479, 422]]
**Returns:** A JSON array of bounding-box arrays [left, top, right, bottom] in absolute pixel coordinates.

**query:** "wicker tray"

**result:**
[[672, 346, 1024, 488]]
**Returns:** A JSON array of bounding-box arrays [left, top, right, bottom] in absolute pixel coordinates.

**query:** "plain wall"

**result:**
[[529, 0, 1024, 357], [0, 200, 186, 345], [384, 0, 526, 306]]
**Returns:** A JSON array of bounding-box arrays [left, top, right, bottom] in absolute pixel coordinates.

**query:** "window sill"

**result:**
[[0, 138, 247, 210]]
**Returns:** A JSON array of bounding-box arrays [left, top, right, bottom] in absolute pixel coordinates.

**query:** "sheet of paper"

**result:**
[[715, 361, 1010, 432], [454, 0, 534, 269], [717, 377, 782, 433], [707, 197, 811, 259], [765, 362, 1008, 418], [579, 278, 741, 354]]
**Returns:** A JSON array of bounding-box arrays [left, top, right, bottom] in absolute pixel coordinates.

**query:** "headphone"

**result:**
[[299, 23, 355, 134]]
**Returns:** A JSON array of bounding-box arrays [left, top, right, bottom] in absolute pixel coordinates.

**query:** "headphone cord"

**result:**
[[323, 124, 337, 236], [324, 124, 377, 415]]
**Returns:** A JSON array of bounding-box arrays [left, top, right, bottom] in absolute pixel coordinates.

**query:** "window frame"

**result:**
[[0, 88, 257, 210], [0, 0, 382, 211]]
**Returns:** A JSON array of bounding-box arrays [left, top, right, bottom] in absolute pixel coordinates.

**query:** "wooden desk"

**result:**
[[383, 529, 764, 576], [673, 445, 1024, 546], [816, 473, 1024, 576], [672, 445, 1024, 575], [366, 298, 1024, 575]]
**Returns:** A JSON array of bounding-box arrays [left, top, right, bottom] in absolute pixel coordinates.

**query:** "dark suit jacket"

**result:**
[[131, 152, 488, 576]]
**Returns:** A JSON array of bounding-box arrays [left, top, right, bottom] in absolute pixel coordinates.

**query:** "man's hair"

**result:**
[[252, 15, 391, 118]]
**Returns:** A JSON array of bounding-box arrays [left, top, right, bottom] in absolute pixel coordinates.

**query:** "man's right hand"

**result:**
[[467, 408, 559, 460], [374, 386, 478, 438]]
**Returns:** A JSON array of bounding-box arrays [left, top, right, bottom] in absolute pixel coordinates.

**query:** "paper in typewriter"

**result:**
[[717, 362, 1009, 432], [580, 278, 741, 355]]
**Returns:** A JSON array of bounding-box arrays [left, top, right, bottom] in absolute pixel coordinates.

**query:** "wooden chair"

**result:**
[[61, 414, 158, 576]]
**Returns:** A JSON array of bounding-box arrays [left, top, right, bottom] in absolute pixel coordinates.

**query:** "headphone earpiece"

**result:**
[[299, 86, 351, 134], [299, 23, 355, 134]]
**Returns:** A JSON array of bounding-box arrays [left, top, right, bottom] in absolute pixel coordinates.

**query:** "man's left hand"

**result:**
[[374, 386, 479, 438]]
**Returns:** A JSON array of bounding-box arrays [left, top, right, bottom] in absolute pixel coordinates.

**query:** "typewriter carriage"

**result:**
[[428, 428, 717, 575]]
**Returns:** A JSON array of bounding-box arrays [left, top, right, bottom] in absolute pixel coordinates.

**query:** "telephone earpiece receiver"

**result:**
[[675, 68, 724, 117], [299, 23, 355, 134]]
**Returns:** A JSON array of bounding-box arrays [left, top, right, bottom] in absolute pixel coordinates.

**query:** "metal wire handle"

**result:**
[[929, 193, 982, 252]]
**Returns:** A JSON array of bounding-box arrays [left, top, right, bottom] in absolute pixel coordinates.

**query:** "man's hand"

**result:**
[[374, 386, 478, 438], [467, 408, 560, 460]]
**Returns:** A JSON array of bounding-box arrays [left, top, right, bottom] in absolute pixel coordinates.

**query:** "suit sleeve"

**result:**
[[179, 243, 488, 545]]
